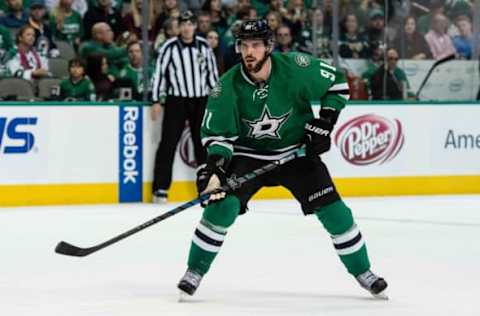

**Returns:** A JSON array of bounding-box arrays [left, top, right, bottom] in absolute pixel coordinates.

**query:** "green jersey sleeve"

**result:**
[[201, 76, 240, 161], [292, 53, 350, 115]]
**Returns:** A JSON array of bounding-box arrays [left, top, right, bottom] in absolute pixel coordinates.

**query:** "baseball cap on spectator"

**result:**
[[179, 10, 196, 23], [368, 8, 384, 19], [30, 0, 46, 8]]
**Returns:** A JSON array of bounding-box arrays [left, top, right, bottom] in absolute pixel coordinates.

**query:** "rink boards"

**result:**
[[0, 101, 479, 206]]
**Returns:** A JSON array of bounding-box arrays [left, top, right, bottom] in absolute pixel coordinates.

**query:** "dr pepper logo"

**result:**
[[334, 114, 404, 165]]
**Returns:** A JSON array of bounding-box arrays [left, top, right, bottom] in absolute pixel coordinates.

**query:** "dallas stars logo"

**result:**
[[243, 105, 290, 139]]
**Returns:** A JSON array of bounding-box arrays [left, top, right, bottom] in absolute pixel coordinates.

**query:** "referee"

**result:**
[[151, 10, 219, 203]]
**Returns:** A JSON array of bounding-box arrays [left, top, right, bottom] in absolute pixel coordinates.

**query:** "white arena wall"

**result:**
[[1, 101, 479, 206]]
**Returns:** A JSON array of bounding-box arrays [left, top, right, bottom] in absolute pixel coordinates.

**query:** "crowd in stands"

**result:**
[[0, 0, 478, 101]]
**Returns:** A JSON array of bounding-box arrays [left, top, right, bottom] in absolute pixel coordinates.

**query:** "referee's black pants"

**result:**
[[153, 96, 207, 193]]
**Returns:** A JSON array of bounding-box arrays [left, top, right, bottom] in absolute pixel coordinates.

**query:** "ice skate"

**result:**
[[152, 190, 168, 204], [177, 269, 202, 301], [356, 270, 388, 300]]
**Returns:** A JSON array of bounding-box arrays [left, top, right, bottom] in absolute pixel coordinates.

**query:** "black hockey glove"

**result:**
[[196, 155, 229, 206], [304, 108, 339, 159]]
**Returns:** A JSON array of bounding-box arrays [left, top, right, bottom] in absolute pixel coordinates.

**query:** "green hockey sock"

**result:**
[[187, 195, 240, 275], [315, 200, 371, 276]]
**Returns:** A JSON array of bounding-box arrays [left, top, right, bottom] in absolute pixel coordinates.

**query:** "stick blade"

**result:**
[[55, 241, 91, 257]]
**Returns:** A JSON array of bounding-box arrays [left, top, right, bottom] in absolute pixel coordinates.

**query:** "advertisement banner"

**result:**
[[119, 105, 143, 202], [1, 102, 479, 206], [323, 105, 480, 177], [0, 106, 117, 184]]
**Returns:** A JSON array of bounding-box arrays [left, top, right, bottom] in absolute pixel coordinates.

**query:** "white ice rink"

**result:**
[[1, 195, 480, 316]]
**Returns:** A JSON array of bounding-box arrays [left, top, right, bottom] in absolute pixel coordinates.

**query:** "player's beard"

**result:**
[[242, 51, 269, 74]]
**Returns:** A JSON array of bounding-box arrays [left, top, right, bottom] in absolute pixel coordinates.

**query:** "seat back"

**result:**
[[0, 78, 35, 99], [38, 78, 61, 99], [56, 41, 76, 60], [49, 58, 69, 79]]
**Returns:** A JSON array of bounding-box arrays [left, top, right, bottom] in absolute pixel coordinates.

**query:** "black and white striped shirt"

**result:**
[[152, 35, 219, 102]]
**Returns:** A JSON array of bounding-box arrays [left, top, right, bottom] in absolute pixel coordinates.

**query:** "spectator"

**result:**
[[154, 16, 179, 51], [83, 0, 125, 40], [28, 0, 60, 58], [446, 0, 473, 22], [46, 0, 88, 17], [206, 29, 224, 74], [370, 48, 412, 100], [0, 0, 29, 29], [391, 16, 432, 60], [266, 11, 282, 35], [115, 30, 139, 48], [361, 41, 384, 95], [150, 11, 219, 203], [222, 19, 242, 71], [339, 13, 369, 59], [155, 0, 181, 36], [274, 24, 297, 53], [123, 0, 159, 42], [202, 0, 228, 38], [240, 5, 257, 20], [7, 25, 50, 80], [0, 25, 15, 77], [296, 8, 330, 58], [320, 0, 333, 34], [227, 0, 252, 25], [79, 22, 128, 77], [85, 53, 114, 100], [362, 8, 387, 56], [425, 13, 457, 60], [284, 0, 307, 38], [452, 15, 474, 60], [180, 0, 204, 13], [269, 0, 288, 21], [196, 11, 212, 38], [249, 0, 268, 18], [417, 0, 446, 35], [221, 5, 256, 47], [117, 41, 153, 101], [59, 57, 96, 101], [49, 0, 84, 49]]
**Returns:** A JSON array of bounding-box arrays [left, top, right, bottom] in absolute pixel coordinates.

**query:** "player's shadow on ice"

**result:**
[[227, 289, 382, 302], [181, 289, 389, 313], [205, 289, 389, 313]]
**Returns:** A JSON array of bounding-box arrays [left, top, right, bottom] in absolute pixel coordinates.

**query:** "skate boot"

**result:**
[[356, 270, 388, 300], [152, 190, 168, 204], [177, 269, 203, 300]]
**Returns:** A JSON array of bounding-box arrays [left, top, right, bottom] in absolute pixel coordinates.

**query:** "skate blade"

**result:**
[[178, 290, 190, 303], [372, 291, 389, 300]]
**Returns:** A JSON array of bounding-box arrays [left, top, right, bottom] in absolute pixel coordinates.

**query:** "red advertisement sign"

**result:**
[[334, 114, 404, 165]]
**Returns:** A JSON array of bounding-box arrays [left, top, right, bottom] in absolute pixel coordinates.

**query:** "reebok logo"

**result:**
[[122, 107, 139, 184], [119, 106, 143, 202]]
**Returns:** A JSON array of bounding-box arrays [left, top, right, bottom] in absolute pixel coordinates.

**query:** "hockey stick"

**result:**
[[415, 54, 455, 100], [55, 148, 305, 257]]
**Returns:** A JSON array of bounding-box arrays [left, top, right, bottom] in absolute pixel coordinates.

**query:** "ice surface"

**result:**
[[1, 195, 479, 316]]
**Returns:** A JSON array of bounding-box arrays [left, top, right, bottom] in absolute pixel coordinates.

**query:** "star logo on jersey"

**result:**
[[243, 105, 290, 140]]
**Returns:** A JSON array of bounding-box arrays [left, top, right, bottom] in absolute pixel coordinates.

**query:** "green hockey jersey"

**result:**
[[201, 52, 350, 161], [118, 64, 154, 101], [59, 77, 96, 101]]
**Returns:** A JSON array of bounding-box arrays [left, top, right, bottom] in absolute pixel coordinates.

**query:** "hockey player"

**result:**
[[177, 19, 388, 299]]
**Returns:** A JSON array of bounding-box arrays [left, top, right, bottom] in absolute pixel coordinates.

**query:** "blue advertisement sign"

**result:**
[[118, 105, 143, 202]]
